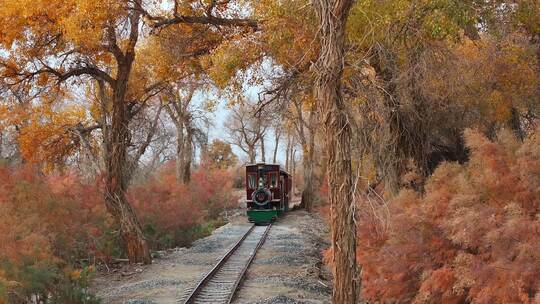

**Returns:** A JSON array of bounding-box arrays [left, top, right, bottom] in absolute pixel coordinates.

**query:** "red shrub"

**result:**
[[0, 166, 111, 303], [358, 129, 540, 303], [0, 162, 238, 301], [129, 162, 236, 249]]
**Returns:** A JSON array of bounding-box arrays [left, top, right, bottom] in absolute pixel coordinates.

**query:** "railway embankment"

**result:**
[[91, 210, 331, 304]]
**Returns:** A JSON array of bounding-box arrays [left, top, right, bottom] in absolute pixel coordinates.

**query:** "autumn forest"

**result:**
[[0, 0, 539, 303]]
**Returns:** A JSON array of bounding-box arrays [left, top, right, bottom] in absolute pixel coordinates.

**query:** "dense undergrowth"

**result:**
[[0, 163, 235, 303], [322, 128, 540, 303], [129, 162, 236, 249]]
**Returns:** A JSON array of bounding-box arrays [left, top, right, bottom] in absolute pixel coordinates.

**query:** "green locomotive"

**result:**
[[245, 163, 292, 224]]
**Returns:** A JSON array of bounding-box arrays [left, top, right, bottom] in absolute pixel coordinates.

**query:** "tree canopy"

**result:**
[[1, 0, 540, 303]]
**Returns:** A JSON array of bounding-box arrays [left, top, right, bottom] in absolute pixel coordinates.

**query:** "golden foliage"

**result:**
[[422, 34, 539, 127], [0, 0, 122, 50], [18, 103, 88, 170]]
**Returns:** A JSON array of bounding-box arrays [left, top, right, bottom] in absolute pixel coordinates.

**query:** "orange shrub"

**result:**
[[358, 129, 540, 303]]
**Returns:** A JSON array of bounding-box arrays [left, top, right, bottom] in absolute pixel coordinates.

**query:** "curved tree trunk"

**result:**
[[105, 61, 151, 264], [103, 11, 151, 264], [313, 0, 358, 302]]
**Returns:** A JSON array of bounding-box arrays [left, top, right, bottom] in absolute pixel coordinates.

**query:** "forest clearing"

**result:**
[[0, 0, 539, 303]]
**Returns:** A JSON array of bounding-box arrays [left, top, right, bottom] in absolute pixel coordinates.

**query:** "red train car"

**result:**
[[245, 163, 291, 224]]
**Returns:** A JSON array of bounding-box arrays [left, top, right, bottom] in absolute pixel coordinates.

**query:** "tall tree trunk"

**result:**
[[97, 79, 110, 171], [510, 107, 524, 141], [288, 143, 295, 174], [260, 134, 266, 163], [273, 128, 281, 164], [248, 145, 256, 163], [292, 149, 297, 176], [175, 122, 186, 182], [0, 130, 3, 159], [183, 126, 193, 183], [301, 130, 315, 212], [313, 0, 358, 302], [285, 134, 291, 171], [296, 103, 317, 212], [105, 62, 151, 264]]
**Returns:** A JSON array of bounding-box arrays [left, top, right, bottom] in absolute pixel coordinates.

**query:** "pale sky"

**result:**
[[209, 94, 290, 166], [206, 60, 292, 166]]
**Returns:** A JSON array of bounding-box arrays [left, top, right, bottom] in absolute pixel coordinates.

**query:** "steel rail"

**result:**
[[182, 224, 271, 304], [226, 224, 271, 303]]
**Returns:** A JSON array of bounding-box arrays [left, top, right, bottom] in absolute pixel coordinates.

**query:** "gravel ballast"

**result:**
[[91, 209, 331, 304], [232, 211, 331, 304]]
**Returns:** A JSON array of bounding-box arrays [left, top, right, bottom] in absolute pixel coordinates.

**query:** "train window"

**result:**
[[268, 172, 278, 188], [248, 173, 257, 189]]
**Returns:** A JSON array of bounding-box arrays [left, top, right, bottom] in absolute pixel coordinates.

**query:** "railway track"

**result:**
[[181, 224, 271, 304]]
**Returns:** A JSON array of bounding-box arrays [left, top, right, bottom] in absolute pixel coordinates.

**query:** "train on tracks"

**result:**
[[181, 163, 287, 303], [245, 163, 292, 224]]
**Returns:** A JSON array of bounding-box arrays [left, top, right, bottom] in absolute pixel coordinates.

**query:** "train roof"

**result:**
[[245, 163, 291, 176]]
